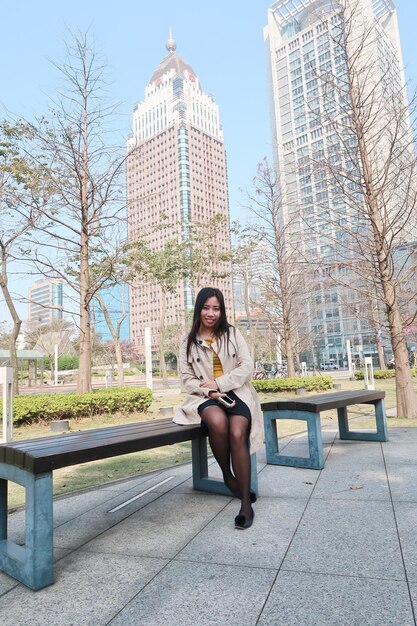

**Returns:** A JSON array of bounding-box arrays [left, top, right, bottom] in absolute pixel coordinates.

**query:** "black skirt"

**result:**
[[198, 390, 252, 422]]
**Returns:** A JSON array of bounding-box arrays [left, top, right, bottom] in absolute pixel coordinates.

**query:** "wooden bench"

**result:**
[[262, 389, 388, 470], [0, 418, 258, 590]]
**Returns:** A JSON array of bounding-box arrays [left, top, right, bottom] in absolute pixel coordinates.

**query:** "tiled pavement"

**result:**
[[1, 426, 417, 625]]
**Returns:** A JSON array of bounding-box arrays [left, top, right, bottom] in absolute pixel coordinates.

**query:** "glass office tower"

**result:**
[[264, 0, 412, 365]]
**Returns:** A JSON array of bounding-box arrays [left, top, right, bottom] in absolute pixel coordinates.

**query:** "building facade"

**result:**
[[264, 0, 412, 366], [93, 283, 130, 343], [127, 37, 233, 351], [28, 278, 63, 325]]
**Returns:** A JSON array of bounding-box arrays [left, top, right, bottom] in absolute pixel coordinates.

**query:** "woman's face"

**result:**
[[200, 296, 221, 331]]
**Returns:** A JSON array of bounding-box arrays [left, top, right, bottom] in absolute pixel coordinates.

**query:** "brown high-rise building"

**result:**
[[127, 37, 233, 351]]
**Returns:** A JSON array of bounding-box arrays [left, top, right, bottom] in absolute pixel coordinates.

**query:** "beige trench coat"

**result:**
[[173, 327, 264, 452]]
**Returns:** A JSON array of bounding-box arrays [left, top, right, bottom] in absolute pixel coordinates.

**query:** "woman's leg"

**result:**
[[229, 414, 253, 521], [199, 405, 239, 494]]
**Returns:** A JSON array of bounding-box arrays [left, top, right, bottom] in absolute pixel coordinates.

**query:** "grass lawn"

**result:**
[[6, 377, 417, 510]]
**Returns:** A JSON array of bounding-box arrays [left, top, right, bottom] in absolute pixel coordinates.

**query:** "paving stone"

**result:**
[[324, 440, 385, 469], [108, 560, 276, 626], [0, 551, 167, 626], [96, 471, 158, 492], [0, 573, 18, 596], [257, 464, 320, 499], [258, 570, 413, 626], [382, 443, 417, 467], [385, 464, 417, 502], [53, 489, 161, 550], [406, 583, 417, 620], [53, 488, 120, 525], [176, 496, 306, 569], [84, 492, 228, 559], [282, 499, 405, 579], [312, 466, 390, 501], [384, 428, 417, 443], [392, 501, 417, 581]]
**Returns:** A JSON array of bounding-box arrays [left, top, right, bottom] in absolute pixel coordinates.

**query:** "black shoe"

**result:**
[[250, 491, 258, 504], [234, 510, 255, 530]]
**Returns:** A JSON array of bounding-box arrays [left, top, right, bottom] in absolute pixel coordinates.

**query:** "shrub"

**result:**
[[355, 368, 417, 380], [3, 387, 153, 426], [252, 375, 333, 393], [43, 355, 79, 371]]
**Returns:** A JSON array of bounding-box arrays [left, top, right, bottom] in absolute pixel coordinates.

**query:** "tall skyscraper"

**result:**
[[28, 278, 63, 325], [264, 0, 412, 365], [127, 37, 233, 351]]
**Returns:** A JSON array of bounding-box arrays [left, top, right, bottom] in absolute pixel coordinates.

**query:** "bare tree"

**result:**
[[126, 238, 187, 386], [243, 159, 308, 377], [186, 214, 232, 300], [26, 319, 76, 380], [28, 31, 138, 394], [94, 282, 128, 386], [230, 221, 264, 362], [0, 121, 50, 393], [311, 0, 417, 415]]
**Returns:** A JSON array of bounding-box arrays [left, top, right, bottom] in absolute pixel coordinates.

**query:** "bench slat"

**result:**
[[4, 419, 177, 454], [0, 420, 205, 474], [261, 390, 384, 413]]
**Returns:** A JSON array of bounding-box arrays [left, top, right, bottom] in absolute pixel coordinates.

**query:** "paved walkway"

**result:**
[[1, 426, 417, 625]]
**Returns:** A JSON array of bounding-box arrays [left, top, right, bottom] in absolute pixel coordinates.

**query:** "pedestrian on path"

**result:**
[[173, 287, 263, 529]]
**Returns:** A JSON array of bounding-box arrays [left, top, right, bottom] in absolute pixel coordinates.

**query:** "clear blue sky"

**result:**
[[1, 0, 416, 324]]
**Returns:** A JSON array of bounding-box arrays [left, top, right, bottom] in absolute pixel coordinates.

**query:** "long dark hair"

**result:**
[[186, 287, 231, 360]]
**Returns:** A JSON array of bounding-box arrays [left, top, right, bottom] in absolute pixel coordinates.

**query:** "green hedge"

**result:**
[[43, 355, 79, 370], [355, 368, 417, 380], [3, 387, 153, 426], [252, 375, 333, 393]]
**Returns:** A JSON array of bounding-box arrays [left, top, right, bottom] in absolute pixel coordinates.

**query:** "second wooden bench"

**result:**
[[262, 389, 387, 470]]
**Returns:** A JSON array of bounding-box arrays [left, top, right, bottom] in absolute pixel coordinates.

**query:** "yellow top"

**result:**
[[205, 338, 224, 378]]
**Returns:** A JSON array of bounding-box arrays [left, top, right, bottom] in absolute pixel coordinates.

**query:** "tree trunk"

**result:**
[[284, 330, 296, 378], [1, 251, 21, 394], [77, 68, 93, 395], [369, 299, 386, 370], [383, 282, 417, 417], [94, 292, 127, 387], [114, 341, 124, 386], [348, 68, 417, 417], [78, 231, 92, 393], [159, 291, 168, 386], [243, 273, 255, 363], [281, 287, 295, 377]]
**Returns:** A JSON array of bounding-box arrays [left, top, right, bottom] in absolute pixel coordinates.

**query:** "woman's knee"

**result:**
[[229, 421, 249, 447], [201, 408, 228, 436]]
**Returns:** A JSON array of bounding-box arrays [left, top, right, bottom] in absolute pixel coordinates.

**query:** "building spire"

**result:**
[[166, 26, 177, 53]]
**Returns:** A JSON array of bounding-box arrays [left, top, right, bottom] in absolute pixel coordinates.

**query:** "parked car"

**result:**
[[320, 361, 339, 370]]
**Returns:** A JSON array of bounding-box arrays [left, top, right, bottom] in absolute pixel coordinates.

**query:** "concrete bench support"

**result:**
[[337, 398, 388, 441], [263, 409, 324, 470], [0, 463, 53, 590], [262, 391, 388, 471], [192, 437, 258, 494]]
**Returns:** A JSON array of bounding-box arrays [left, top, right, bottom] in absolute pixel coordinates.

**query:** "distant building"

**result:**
[[233, 241, 273, 317], [264, 0, 413, 365], [93, 283, 130, 343], [28, 278, 63, 325], [127, 36, 233, 352]]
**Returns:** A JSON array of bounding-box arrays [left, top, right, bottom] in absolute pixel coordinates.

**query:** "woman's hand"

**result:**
[[200, 379, 218, 390], [207, 390, 223, 400]]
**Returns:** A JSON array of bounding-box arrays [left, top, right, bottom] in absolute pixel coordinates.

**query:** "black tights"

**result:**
[[200, 405, 253, 519]]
